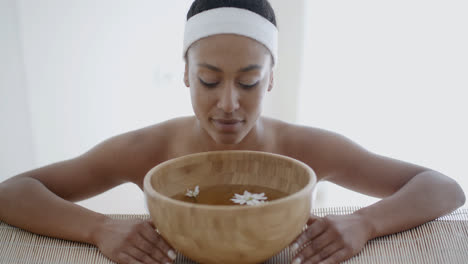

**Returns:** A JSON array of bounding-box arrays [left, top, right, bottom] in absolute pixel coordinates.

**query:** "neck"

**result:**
[[192, 117, 266, 152]]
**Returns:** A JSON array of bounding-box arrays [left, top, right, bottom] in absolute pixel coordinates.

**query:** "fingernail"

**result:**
[[167, 250, 177, 260], [290, 242, 299, 252], [292, 257, 302, 264]]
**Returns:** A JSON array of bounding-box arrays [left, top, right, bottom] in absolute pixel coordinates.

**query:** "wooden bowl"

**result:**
[[144, 151, 316, 264]]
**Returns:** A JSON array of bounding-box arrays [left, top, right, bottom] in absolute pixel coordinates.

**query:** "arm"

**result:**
[[0, 128, 176, 264], [0, 151, 120, 243], [0, 174, 108, 244], [326, 138, 465, 239], [356, 169, 465, 239], [287, 128, 465, 264], [0, 131, 140, 241]]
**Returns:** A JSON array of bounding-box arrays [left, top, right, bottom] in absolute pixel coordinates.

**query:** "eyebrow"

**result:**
[[197, 63, 262, 73]]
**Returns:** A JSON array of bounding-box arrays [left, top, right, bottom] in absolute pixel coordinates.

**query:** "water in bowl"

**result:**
[[171, 184, 288, 205]]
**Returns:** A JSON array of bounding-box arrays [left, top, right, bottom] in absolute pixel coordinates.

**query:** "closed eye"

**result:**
[[198, 78, 218, 88], [239, 82, 259, 89]]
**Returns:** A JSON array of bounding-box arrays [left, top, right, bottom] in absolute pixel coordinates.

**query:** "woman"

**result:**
[[0, 0, 465, 263]]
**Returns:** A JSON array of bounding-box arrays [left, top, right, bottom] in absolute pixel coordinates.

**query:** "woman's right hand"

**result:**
[[93, 218, 177, 264]]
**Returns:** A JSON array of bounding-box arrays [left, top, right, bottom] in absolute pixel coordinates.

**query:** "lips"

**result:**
[[211, 118, 244, 132], [214, 119, 242, 124]]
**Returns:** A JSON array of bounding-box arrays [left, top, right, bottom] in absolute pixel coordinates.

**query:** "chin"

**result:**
[[204, 120, 249, 145], [213, 133, 244, 145]]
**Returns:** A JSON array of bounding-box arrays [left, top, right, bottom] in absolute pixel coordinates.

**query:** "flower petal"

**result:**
[[252, 193, 266, 199], [234, 193, 244, 199], [185, 186, 200, 198], [231, 198, 246, 205], [246, 200, 254, 206]]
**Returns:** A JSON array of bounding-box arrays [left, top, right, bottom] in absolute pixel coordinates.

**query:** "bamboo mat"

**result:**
[[1, 207, 467, 264]]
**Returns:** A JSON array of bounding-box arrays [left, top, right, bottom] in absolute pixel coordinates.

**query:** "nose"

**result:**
[[217, 85, 240, 113]]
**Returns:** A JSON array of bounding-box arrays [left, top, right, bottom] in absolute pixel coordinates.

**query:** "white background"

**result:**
[[1, 0, 467, 213]]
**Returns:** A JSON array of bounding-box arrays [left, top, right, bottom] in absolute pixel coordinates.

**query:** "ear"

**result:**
[[184, 62, 190, 87], [267, 70, 274, 92]]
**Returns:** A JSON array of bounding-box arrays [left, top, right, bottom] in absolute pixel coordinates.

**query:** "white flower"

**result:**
[[231, 190, 268, 206], [185, 185, 200, 198]]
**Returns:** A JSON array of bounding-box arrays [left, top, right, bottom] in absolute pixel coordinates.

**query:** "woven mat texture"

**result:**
[[1, 207, 467, 263]]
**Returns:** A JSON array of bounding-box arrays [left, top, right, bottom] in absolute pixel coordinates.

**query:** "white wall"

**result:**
[[0, 0, 35, 177], [1, 0, 307, 213], [16, 0, 195, 166], [298, 0, 468, 207], [2, 0, 466, 213], [14, 0, 199, 213], [265, 0, 306, 123]]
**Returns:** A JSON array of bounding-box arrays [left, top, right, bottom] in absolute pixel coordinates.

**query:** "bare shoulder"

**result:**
[[265, 117, 342, 155], [126, 116, 191, 154], [266, 118, 367, 181], [100, 116, 193, 181], [71, 116, 192, 188], [271, 120, 428, 197]]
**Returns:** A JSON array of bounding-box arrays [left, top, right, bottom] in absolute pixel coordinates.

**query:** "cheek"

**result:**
[[190, 86, 212, 111], [244, 88, 266, 110]]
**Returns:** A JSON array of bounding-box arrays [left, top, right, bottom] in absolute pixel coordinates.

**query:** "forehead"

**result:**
[[187, 34, 271, 67]]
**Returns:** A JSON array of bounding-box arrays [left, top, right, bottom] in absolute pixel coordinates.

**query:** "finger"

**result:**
[[146, 219, 156, 229], [302, 242, 342, 264], [140, 254, 162, 264], [155, 236, 177, 261], [118, 251, 145, 264], [306, 214, 320, 226], [140, 222, 177, 261], [149, 248, 171, 264], [133, 234, 171, 263], [143, 254, 163, 264], [297, 230, 334, 260], [318, 248, 351, 264], [144, 220, 162, 234], [290, 219, 327, 252], [141, 221, 170, 248], [132, 234, 158, 256], [126, 246, 158, 264], [318, 242, 343, 262]]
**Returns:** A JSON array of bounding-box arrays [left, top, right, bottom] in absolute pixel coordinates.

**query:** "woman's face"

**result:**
[[185, 34, 274, 145]]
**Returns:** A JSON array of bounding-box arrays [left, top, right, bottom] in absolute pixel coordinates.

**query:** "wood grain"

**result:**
[[144, 150, 317, 264]]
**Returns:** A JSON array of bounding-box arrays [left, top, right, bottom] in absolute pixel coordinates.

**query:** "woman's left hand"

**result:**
[[289, 213, 373, 264]]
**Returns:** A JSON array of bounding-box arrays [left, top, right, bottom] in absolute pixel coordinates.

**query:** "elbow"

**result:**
[[456, 183, 466, 208], [448, 178, 465, 209], [423, 170, 466, 211], [0, 182, 9, 218], [0, 177, 36, 201], [0, 179, 14, 204], [0, 180, 8, 200]]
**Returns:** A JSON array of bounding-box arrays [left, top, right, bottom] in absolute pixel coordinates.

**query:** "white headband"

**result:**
[[183, 7, 278, 65]]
